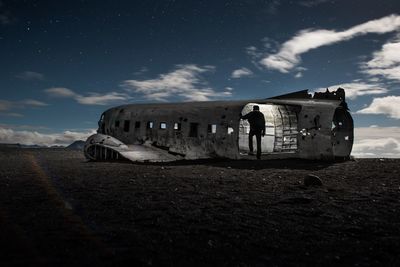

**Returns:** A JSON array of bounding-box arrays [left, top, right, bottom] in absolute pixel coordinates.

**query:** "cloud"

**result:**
[[133, 67, 149, 75], [231, 67, 253, 78], [0, 127, 96, 146], [122, 64, 232, 101], [259, 14, 400, 73], [294, 72, 303, 78], [360, 36, 400, 82], [356, 95, 400, 119], [315, 81, 388, 100], [0, 123, 48, 131], [45, 87, 130, 105], [45, 87, 76, 97], [0, 99, 48, 117], [75, 92, 130, 105], [264, 0, 281, 15], [16, 71, 45, 81], [245, 46, 264, 69], [0, 112, 23, 117], [352, 126, 400, 158], [246, 46, 262, 58], [21, 99, 48, 107]]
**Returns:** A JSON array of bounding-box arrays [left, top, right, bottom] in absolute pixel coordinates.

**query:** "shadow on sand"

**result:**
[[87, 157, 338, 171]]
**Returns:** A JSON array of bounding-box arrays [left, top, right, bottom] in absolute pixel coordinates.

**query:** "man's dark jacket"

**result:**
[[242, 111, 265, 132]]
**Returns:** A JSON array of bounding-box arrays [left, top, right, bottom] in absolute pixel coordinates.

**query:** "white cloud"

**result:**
[[245, 46, 265, 69], [46, 87, 77, 97], [246, 45, 262, 58], [356, 95, 400, 119], [294, 72, 303, 78], [16, 71, 45, 81], [0, 123, 48, 131], [260, 14, 400, 73], [45, 87, 130, 105], [264, 0, 281, 15], [315, 81, 388, 100], [0, 127, 96, 146], [360, 36, 400, 82], [75, 92, 130, 105], [0, 112, 23, 117], [133, 67, 149, 75], [0, 99, 48, 117], [352, 126, 400, 158], [122, 64, 232, 102], [231, 68, 253, 78], [21, 99, 48, 107]]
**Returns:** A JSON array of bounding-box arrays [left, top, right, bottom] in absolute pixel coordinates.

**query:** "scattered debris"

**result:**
[[304, 174, 323, 186]]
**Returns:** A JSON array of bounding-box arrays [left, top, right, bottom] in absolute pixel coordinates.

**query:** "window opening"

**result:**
[[227, 127, 234, 134], [207, 124, 217, 134], [147, 121, 153, 129], [135, 121, 141, 129], [115, 120, 120, 128], [189, 123, 199, 137], [174, 122, 181, 131], [123, 120, 130, 132], [160, 122, 167, 129]]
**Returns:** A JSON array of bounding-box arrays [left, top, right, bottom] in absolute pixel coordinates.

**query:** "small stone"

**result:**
[[304, 174, 323, 186]]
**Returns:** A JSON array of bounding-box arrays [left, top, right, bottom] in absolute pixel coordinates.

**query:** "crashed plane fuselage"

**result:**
[[84, 88, 354, 162]]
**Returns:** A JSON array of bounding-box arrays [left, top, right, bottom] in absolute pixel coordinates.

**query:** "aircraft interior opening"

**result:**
[[239, 103, 299, 157]]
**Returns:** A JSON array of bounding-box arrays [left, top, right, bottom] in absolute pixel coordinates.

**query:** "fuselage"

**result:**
[[85, 89, 354, 161]]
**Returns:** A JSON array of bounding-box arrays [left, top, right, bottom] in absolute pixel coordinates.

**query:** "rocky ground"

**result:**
[[0, 147, 399, 266]]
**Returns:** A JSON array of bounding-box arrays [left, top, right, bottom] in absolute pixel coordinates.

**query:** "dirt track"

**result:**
[[0, 148, 399, 266]]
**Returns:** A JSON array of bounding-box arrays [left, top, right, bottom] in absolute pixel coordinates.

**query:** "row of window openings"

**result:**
[[115, 120, 223, 135]]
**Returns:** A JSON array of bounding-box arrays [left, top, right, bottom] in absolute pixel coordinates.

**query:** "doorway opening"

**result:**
[[239, 103, 298, 156]]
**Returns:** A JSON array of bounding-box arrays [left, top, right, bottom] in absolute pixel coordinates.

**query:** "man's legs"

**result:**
[[248, 130, 254, 154], [255, 131, 262, 159]]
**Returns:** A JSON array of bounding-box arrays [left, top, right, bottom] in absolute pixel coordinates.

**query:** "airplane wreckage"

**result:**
[[84, 88, 354, 162]]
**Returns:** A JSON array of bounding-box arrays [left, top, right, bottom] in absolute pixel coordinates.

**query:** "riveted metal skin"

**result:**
[[85, 89, 353, 162]]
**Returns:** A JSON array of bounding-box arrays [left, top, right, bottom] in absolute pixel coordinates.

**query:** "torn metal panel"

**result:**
[[85, 88, 354, 162], [84, 134, 182, 162]]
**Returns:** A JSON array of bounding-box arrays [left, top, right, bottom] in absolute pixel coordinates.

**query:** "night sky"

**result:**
[[1, 0, 399, 157]]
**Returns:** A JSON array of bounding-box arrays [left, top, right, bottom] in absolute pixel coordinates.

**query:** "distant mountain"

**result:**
[[0, 143, 48, 148], [0, 143, 22, 148], [66, 140, 85, 150]]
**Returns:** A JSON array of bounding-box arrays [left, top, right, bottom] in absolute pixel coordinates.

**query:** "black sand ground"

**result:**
[[0, 147, 399, 266]]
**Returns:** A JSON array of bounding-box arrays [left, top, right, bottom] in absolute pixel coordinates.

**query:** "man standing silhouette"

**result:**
[[240, 105, 265, 159]]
